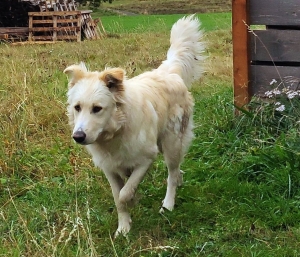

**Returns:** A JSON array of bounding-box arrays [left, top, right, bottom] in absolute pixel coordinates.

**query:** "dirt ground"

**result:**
[[106, 0, 232, 15]]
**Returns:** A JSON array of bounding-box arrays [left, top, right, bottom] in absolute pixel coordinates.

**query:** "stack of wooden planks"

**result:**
[[0, 0, 103, 42]]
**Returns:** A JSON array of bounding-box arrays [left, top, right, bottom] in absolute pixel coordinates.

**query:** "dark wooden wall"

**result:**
[[233, 0, 300, 108]]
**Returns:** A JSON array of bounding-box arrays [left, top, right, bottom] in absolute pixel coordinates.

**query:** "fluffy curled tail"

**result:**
[[158, 15, 205, 89]]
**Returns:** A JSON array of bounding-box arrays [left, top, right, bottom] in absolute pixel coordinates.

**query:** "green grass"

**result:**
[[95, 13, 232, 34], [1, 12, 300, 256]]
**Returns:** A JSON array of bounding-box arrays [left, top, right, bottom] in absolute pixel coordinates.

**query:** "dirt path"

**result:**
[[105, 0, 231, 15]]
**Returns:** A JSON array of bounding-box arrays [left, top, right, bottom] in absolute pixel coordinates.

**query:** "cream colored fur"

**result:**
[[64, 15, 205, 237]]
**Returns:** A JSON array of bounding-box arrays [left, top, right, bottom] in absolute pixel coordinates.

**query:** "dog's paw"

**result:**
[[114, 222, 131, 239], [161, 198, 175, 212], [159, 205, 174, 214], [114, 212, 132, 239], [159, 207, 166, 214]]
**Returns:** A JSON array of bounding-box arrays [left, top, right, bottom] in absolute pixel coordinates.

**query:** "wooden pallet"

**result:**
[[28, 11, 81, 42]]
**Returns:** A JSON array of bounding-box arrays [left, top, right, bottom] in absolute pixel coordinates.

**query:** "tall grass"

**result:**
[[1, 13, 300, 256]]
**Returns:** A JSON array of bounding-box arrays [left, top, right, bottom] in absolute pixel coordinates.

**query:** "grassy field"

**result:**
[[1, 10, 300, 257], [96, 13, 232, 34]]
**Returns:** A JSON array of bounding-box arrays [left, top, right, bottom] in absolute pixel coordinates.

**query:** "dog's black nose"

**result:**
[[73, 131, 86, 143]]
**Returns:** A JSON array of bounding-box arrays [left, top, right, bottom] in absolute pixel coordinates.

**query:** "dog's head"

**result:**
[[64, 63, 126, 145]]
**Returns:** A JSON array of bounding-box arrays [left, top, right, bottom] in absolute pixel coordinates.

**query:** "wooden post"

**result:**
[[28, 15, 33, 42], [77, 13, 81, 42], [53, 15, 58, 41], [232, 0, 250, 111]]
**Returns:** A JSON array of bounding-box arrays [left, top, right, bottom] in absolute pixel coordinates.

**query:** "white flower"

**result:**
[[275, 104, 285, 112], [287, 91, 298, 99], [265, 91, 273, 98], [270, 79, 277, 85], [264, 89, 281, 98], [273, 89, 281, 95]]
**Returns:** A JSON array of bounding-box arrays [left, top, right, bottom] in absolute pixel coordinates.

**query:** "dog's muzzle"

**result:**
[[72, 130, 86, 144]]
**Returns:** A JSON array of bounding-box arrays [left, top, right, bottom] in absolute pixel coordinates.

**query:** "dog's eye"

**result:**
[[74, 105, 81, 112], [92, 106, 102, 113]]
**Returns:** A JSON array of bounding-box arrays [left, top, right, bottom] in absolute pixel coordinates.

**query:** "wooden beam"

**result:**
[[32, 19, 78, 24], [0, 27, 29, 34], [53, 15, 57, 41], [28, 16, 33, 42], [0, 34, 8, 39], [28, 11, 80, 16], [77, 14, 81, 42], [29, 27, 80, 32], [31, 35, 78, 40], [232, 0, 250, 111], [11, 41, 60, 46]]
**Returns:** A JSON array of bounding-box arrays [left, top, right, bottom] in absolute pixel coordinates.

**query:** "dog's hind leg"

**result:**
[[160, 148, 184, 212], [160, 126, 193, 212]]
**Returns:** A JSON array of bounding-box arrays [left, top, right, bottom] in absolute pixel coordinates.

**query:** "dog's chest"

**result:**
[[86, 142, 155, 173]]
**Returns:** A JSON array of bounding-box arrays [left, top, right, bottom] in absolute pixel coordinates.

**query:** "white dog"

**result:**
[[64, 15, 205, 236]]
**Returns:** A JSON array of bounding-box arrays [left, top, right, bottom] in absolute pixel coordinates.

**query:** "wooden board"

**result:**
[[249, 0, 300, 26], [11, 41, 60, 46], [32, 35, 78, 40], [28, 11, 80, 16], [0, 27, 28, 41], [251, 30, 300, 63], [0, 34, 8, 39], [29, 27, 80, 32], [250, 65, 300, 97], [32, 18, 78, 24], [0, 27, 29, 34], [80, 10, 92, 14]]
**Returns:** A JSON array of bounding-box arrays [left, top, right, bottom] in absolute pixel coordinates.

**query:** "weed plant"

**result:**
[[1, 14, 300, 256]]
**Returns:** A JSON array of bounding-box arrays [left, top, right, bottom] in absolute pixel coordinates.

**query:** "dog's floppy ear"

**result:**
[[101, 68, 125, 90], [64, 62, 88, 88], [100, 68, 126, 103]]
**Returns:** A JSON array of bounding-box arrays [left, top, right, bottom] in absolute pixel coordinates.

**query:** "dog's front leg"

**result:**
[[119, 159, 153, 204], [104, 171, 132, 237]]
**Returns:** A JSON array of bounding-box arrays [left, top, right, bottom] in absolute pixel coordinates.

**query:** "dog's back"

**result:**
[[124, 70, 193, 138]]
